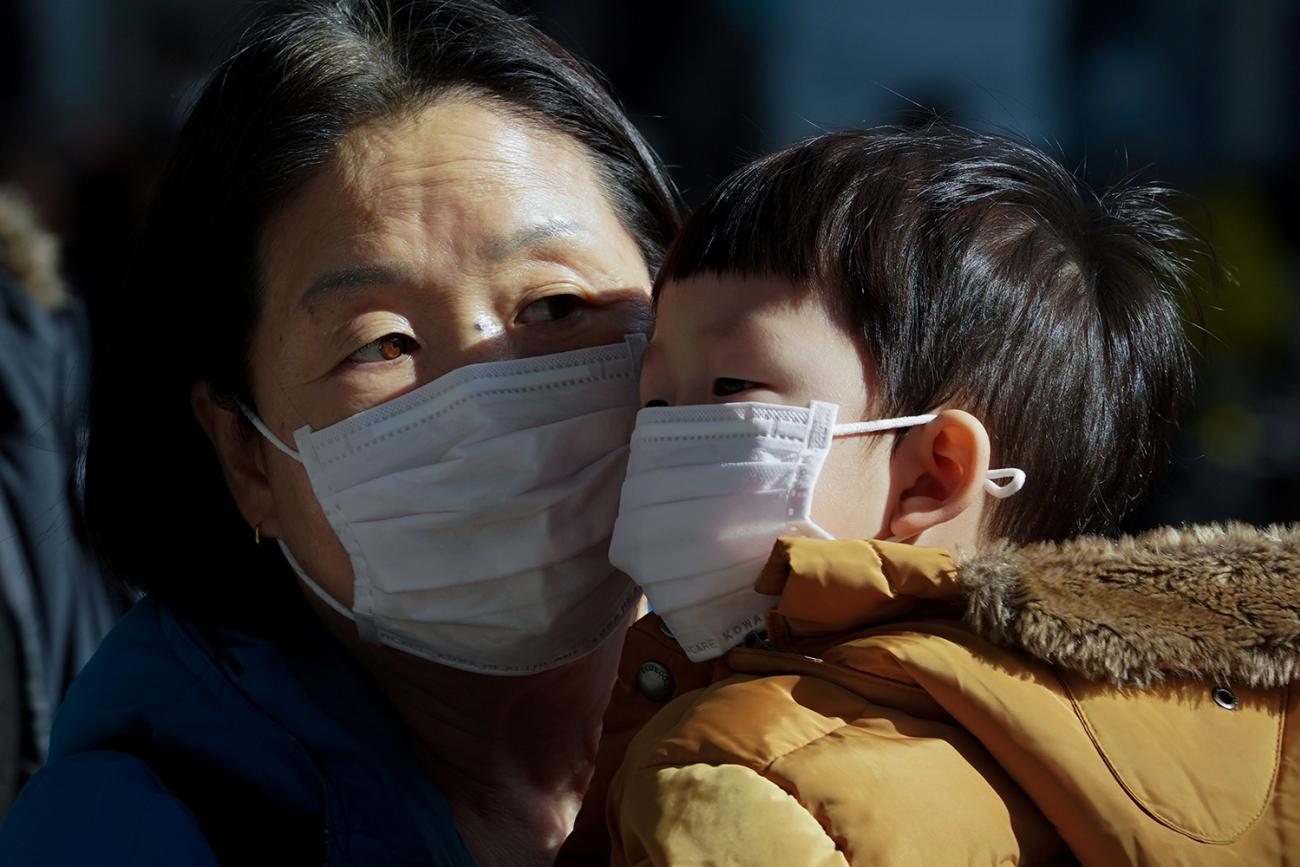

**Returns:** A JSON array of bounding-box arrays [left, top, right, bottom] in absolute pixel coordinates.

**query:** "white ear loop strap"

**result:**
[[832, 414, 938, 435], [830, 412, 1026, 500], [236, 400, 304, 464]]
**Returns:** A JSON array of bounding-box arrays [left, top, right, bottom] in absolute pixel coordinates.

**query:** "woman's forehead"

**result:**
[[257, 99, 627, 311], [330, 100, 586, 197]]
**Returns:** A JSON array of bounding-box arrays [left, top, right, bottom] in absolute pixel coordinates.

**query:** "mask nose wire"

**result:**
[[234, 335, 645, 466], [235, 399, 304, 463]]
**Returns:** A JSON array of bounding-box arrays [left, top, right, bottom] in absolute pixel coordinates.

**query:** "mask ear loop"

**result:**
[[984, 468, 1026, 499], [624, 332, 648, 360], [235, 399, 304, 463], [832, 414, 1027, 500], [831, 414, 938, 436]]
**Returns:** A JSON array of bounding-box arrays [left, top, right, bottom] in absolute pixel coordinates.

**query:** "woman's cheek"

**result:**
[[268, 454, 357, 608]]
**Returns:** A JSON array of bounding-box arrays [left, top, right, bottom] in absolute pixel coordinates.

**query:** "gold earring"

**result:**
[[254, 524, 262, 545]]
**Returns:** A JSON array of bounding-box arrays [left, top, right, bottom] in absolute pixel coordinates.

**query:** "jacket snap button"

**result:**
[[1212, 686, 1239, 711], [636, 661, 675, 702]]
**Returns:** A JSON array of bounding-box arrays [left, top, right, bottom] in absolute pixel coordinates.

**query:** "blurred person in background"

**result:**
[[0, 188, 122, 818]]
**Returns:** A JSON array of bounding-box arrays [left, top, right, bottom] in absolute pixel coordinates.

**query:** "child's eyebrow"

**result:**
[[694, 315, 743, 342]]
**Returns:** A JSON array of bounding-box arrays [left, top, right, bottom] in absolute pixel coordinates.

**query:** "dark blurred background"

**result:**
[[2, 0, 1297, 529]]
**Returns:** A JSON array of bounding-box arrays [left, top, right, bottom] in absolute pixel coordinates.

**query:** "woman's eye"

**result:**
[[516, 293, 586, 324], [713, 377, 762, 397], [349, 333, 417, 364]]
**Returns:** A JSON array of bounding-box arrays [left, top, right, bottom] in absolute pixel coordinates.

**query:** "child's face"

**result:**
[[642, 274, 894, 540]]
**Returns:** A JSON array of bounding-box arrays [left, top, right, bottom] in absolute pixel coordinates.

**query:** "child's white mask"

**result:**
[[241, 337, 646, 676], [608, 400, 1025, 662]]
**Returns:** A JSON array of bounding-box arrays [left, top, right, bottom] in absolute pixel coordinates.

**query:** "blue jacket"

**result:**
[[0, 595, 476, 865]]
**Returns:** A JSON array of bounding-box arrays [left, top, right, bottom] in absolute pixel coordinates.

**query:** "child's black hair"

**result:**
[[657, 122, 1210, 542]]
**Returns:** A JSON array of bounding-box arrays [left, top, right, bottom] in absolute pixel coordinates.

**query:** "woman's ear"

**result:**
[[190, 382, 279, 537], [885, 409, 991, 541]]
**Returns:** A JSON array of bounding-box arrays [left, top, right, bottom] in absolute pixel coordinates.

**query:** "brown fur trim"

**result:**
[[957, 524, 1300, 688], [0, 187, 66, 311]]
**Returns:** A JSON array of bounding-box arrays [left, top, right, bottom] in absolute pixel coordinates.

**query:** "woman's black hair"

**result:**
[[84, 0, 682, 619], [657, 124, 1209, 542]]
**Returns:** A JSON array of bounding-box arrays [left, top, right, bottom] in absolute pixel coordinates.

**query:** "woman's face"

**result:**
[[243, 98, 652, 606]]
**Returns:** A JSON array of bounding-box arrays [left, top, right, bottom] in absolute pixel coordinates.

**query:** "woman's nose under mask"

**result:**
[[608, 400, 1025, 662], [240, 336, 647, 676]]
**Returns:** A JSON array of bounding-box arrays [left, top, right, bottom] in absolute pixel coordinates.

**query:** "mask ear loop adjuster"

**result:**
[[984, 468, 1026, 499]]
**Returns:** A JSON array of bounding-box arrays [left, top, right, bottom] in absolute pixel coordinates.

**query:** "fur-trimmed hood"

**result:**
[[958, 523, 1300, 689]]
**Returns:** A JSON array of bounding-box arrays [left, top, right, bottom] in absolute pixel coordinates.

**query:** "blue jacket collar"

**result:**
[[51, 595, 475, 865]]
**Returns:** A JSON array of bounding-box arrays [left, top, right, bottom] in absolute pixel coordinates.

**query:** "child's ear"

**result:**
[[884, 409, 991, 541], [190, 381, 281, 539]]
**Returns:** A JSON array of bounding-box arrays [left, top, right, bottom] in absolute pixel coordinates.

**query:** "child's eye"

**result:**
[[350, 333, 417, 364], [517, 293, 586, 324], [713, 378, 762, 397]]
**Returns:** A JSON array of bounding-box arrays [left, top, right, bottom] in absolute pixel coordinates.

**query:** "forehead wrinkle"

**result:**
[[339, 105, 545, 188], [333, 153, 574, 271], [335, 130, 518, 217], [328, 103, 613, 263], [481, 217, 587, 263]]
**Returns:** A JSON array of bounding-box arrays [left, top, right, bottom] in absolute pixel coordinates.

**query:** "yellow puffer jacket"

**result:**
[[607, 524, 1300, 866]]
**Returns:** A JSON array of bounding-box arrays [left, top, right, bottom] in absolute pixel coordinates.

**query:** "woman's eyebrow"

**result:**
[[299, 263, 410, 312]]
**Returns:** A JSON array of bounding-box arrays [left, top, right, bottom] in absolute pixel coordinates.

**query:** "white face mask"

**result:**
[[241, 336, 646, 676], [608, 400, 1025, 662]]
